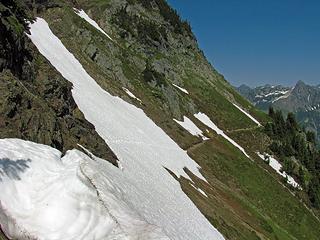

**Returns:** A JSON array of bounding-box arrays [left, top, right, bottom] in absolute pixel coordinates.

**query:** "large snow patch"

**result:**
[[0, 139, 169, 240], [26, 18, 225, 240]]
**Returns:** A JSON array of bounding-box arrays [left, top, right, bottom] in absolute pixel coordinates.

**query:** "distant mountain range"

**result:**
[[236, 81, 320, 143]]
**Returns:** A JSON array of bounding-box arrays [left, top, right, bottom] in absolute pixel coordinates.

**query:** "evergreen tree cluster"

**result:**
[[0, 0, 33, 78], [0, 0, 31, 28], [151, 0, 192, 37], [116, 0, 193, 40], [265, 107, 320, 208], [111, 5, 168, 47]]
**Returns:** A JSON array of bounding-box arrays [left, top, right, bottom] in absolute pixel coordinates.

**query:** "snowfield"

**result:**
[[74, 8, 113, 40], [194, 113, 250, 158], [174, 116, 208, 140], [257, 153, 301, 189], [0, 139, 169, 240], [23, 18, 225, 240]]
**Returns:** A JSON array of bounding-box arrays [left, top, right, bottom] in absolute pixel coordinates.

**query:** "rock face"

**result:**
[[236, 81, 320, 143], [0, 0, 32, 79], [0, 1, 118, 165]]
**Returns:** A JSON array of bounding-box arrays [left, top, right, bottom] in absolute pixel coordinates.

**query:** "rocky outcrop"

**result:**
[[0, 1, 118, 166], [0, 1, 33, 79]]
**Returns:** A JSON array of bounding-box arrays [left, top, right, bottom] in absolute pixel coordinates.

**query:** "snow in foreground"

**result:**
[[257, 153, 300, 188], [172, 83, 189, 94], [194, 112, 250, 158], [232, 104, 261, 126], [74, 8, 113, 40], [0, 139, 169, 240], [174, 116, 208, 140], [26, 18, 225, 240]]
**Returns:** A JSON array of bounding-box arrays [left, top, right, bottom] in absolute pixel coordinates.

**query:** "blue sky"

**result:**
[[167, 0, 320, 87]]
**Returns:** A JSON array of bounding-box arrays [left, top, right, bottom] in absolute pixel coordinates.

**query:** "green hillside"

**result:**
[[0, 0, 319, 239]]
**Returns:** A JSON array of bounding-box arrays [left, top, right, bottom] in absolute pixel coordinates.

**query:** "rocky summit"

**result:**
[[237, 81, 320, 144]]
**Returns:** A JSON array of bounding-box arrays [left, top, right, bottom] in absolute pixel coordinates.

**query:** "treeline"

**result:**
[[112, 0, 193, 45], [152, 0, 192, 36], [0, 0, 33, 78], [1, 0, 32, 27], [111, 5, 168, 46], [265, 107, 320, 208], [131, 0, 192, 36]]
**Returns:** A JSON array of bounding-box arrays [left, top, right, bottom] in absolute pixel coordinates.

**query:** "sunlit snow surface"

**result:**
[[174, 116, 208, 140], [24, 18, 225, 240], [257, 153, 301, 189], [194, 112, 250, 158], [74, 8, 113, 40], [0, 139, 168, 240], [232, 104, 261, 126]]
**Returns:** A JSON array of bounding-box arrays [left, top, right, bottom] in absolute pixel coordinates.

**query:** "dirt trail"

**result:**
[[187, 140, 209, 152], [187, 125, 260, 153], [226, 126, 260, 133]]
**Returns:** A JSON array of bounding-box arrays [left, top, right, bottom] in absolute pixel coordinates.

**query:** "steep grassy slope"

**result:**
[[43, 0, 267, 131], [186, 136, 320, 240], [30, 1, 319, 239], [1, 0, 319, 239]]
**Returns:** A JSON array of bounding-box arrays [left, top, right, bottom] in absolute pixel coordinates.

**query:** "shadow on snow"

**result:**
[[0, 158, 31, 181]]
